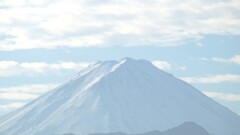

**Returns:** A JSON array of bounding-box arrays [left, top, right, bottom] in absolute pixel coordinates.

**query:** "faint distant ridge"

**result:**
[[90, 121, 210, 135]]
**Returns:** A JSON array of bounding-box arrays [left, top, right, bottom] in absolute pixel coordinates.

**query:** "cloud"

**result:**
[[178, 66, 187, 71], [181, 74, 240, 84], [0, 83, 58, 94], [231, 55, 240, 64], [0, 93, 37, 100], [212, 55, 240, 65], [0, 61, 90, 77], [0, 0, 239, 50], [0, 83, 58, 112], [0, 102, 25, 110], [200, 55, 240, 65], [152, 61, 172, 70], [203, 91, 240, 102], [0, 83, 58, 100]]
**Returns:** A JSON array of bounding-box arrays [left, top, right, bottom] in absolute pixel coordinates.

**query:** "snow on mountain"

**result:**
[[0, 58, 240, 135]]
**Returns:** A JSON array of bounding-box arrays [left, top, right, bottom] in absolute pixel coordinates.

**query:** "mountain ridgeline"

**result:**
[[90, 122, 210, 135]]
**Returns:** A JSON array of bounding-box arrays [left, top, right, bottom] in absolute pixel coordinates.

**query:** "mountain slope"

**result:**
[[0, 58, 240, 135]]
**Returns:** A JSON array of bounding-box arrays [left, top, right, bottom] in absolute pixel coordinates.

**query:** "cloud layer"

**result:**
[[0, 83, 58, 99], [0, 102, 25, 110], [0, 83, 58, 112], [152, 60, 172, 70], [201, 55, 240, 65], [0, 0, 240, 50], [181, 74, 240, 84], [0, 61, 90, 77], [0, 60, 176, 77], [203, 91, 240, 102]]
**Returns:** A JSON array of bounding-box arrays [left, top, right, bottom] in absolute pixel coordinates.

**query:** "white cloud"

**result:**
[[0, 102, 25, 110], [0, 84, 57, 112], [0, 93, 38, 100], [0, 84, 58, 94], [0, 83, 58, 113], [0, 0, 239, 50], [181, 74, 240, 84], [0, 83, 58, 100], [212, 55, 240, 65], [231, 55, 240, 65], [0, 61, 90, 77], [203, 91, 240, 102], [152, 61, 172, 70], [178, 66, 187, 71], [199, 55, 240, 65]]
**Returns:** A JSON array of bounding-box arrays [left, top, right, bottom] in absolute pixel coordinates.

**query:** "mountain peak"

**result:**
[[120, 57, 149, 63], [98, 57, 149, 64], [121, 57, 134, 61], [91, 58, 154, 75]]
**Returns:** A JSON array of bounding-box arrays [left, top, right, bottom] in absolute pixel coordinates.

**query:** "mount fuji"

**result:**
[[0, 58, 240, 135]]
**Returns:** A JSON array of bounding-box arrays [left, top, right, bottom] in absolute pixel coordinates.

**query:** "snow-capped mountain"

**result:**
[[0, 58, 240, 135]]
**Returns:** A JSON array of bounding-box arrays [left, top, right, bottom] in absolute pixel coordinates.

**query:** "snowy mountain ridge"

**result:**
[[0, 58, 240, 135]]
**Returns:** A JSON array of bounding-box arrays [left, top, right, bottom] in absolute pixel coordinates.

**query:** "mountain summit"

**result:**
[[0, 58, 240, 135]]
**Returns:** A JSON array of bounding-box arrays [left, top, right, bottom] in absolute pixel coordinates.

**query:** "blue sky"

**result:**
[[0, 0, 239, 116]]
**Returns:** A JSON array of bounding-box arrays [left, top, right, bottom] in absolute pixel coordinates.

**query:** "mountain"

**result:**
[[162, 121, 210, 135], [91, 122, 210, 135], [0, 58, 240, 135]]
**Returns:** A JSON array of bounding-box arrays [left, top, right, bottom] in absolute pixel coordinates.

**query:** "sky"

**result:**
[[0, 0, 240, 116]]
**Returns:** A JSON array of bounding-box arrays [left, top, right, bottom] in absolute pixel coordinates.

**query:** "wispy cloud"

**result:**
[[0, 61, 90, 77], [0, 102, 25, 110], [152, 61, 172, 70], [212, 55, 240, 65], [0, 83, 58, 100], [0, 93, 38, 100], [199, 55, 240, 65], [203, 91, 240, 102], [0, 83, 58, 113], [181, 74, 240, 84], [0, 0, 239, 50]]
